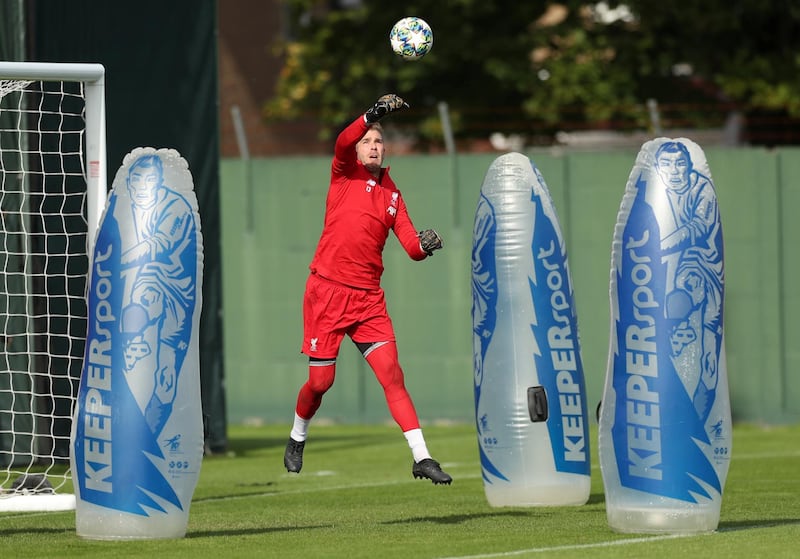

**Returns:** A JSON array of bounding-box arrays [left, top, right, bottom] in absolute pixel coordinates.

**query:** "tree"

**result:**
[[265, 1, 800, 147]]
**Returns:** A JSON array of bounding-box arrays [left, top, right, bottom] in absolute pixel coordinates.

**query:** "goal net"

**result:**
[[0, 62, 106, 512]]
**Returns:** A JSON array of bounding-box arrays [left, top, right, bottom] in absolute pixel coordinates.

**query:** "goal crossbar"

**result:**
[[0, 61, 105, 82], [0, 62, 107, 239]]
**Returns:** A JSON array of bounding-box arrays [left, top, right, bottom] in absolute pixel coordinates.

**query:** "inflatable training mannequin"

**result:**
[[598, 138, 731, 533], [472, 152, 591, 506], [71, 147, 204, 539]]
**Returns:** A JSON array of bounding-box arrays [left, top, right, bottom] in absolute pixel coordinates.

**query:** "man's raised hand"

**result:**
[[364, 94, 409, 124]]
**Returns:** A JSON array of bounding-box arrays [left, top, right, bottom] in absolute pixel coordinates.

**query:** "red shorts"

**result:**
[[301, 273, 396, 358]]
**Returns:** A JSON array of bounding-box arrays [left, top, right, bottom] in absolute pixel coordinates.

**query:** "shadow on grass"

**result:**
[[0, 527, 73, 537], [381, 509, 532, 526], [719, 518, 800, 531], [587, 492, 605, 505], [382, 495, 611, 527], [188, 523, 334, 538]]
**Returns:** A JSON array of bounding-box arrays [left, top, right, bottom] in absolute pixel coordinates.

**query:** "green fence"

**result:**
[[220, 146, 800, 426]]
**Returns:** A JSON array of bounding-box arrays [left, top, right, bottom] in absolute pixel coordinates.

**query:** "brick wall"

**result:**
[[218, 0, 329, 157]]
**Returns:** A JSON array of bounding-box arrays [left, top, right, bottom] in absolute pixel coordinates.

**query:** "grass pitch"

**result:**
[[1, 422, 798, 558]]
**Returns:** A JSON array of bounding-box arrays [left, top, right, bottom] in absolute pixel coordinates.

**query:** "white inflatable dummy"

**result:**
[[70, 147, 204, 539], [598, 138, 731, 533], [472, 152, 591, 506]]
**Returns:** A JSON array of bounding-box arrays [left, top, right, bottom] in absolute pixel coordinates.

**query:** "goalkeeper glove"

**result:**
[[419, 229, 443, 256], [364, 94, 409, 124]]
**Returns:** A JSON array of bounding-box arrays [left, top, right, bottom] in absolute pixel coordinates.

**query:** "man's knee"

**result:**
[[308, 357, 336, 393], [363, 345, 404, 389]]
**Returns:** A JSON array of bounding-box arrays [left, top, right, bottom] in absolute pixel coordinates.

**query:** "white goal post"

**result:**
[[0, 61, 107, 512]]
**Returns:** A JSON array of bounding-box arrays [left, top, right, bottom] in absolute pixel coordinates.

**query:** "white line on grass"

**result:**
[[435, 532, 708, 559], [435, 520, 800, 559]]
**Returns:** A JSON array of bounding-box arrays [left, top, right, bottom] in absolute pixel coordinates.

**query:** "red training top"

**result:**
[[309, 116, 427, 290]]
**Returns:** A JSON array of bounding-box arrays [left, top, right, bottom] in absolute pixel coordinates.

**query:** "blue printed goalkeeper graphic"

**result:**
[[119, 153, 197, 436], [654, 141, 723, 425]]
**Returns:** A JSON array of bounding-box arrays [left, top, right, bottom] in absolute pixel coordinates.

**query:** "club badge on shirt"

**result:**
[[387, 191, 399, 217]]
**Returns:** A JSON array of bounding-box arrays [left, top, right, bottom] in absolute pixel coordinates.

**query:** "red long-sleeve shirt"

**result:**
[[309, 116, 427, 290]]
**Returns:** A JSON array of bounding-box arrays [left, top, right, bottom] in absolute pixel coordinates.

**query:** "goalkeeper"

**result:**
[[283, 94, 451, 485]]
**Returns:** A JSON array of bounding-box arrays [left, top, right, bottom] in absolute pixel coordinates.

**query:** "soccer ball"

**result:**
[[389, 17, 433, 61]]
